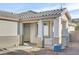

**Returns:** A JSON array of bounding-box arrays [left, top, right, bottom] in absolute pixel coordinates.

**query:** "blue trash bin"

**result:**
[[53, 44, 61, 52]]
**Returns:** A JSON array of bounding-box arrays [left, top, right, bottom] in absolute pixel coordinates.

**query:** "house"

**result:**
[[0, 8, 71, 49], [70, 18, 79, 31], [68, 22, 76, 32], [72, 18, 79, 22], [68, 18, 79, 42], [0, 11, 19, 49]]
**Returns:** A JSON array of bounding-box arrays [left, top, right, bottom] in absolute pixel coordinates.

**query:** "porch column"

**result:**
[[63, 21, 68, 36], [50, 21, 53, 38], [18, 22, 23, 45], [53, 17, 62, 45], [37, 20, 44, 47], [62, 20, 69, 48]]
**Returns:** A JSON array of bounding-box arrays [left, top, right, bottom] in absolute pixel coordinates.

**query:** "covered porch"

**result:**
[[20, 17, 69, 49]]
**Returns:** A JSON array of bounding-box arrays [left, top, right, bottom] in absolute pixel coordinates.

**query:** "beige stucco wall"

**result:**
[[61, 14, 68, 21], [70, 31, 79, 42], [30, 23, 37, 44], [0, 36, 19, 49], [44, 38, 52, 48]]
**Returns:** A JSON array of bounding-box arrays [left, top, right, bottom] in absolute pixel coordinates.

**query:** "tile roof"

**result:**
[[0, 10, 19, 21], [18, 8, 67, 20], [0, 8, 70, 21]]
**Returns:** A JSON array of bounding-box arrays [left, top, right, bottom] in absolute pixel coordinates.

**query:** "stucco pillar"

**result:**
[[18, 22, 23, 45], [53, 18, 62, 45], [50, 21, 53, 38], [62, 20, 69, 49], [62, 21, 68, 36], [37, 20, 44, 47]]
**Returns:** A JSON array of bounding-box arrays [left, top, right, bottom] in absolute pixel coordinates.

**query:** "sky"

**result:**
[[0, 3, 79, 19]]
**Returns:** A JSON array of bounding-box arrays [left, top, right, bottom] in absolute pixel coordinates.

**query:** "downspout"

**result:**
[[42, 23, 44, 48]]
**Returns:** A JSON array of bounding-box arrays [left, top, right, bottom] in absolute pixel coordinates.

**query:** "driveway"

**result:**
[[1, 42, 79, 55], [58, 42, 79, 55]]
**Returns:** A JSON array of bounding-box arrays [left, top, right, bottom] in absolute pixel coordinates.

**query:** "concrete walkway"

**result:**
[[58, 42, 79, 55], [1, 42, 79, 55]]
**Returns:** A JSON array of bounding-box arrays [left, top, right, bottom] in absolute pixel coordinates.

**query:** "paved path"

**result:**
[[58, 42, 79, 55], [1, 42, 79, 55]]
